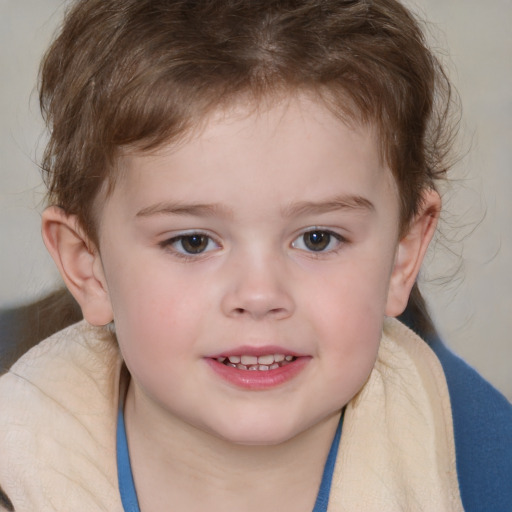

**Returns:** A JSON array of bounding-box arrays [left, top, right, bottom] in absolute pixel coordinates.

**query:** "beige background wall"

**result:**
[[1, 0, 511, 399]]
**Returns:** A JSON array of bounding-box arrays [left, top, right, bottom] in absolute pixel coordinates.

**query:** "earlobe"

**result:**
[[385, 189, 441, 317], [41, 206, 114, 326]]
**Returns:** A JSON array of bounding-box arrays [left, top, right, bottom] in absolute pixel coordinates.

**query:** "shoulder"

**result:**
[[0, 321, 123, 510], [330, 318, 463, 510], [3, 319, 118, 375], [0, 320, 121, 421], [380, 318, 512, 510], [426, 333, 512, 511]]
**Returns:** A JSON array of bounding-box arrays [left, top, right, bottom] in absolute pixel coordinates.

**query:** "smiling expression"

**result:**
[[95, 94, 403, 445]]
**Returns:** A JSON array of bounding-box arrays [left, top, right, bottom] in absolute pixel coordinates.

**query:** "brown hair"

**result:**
[[36, 0, 457, 340]]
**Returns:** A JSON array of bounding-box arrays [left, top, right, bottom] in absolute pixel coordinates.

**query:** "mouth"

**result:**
[[206, 349, 308, 390], [215, 353, 296, 371]]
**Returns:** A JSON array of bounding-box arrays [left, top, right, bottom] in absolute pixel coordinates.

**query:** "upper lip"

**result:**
[[207, 345, 305, 358]]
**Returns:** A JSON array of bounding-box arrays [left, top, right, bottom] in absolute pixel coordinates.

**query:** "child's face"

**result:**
[[96, 95, 403, 445]]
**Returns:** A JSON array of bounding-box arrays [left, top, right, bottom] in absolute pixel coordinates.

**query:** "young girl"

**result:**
[[0, 0, 510, 510]]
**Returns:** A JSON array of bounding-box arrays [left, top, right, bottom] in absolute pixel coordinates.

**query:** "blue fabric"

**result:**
[[312, 411, 344, 512], [427, 334, 512, 512], [399, 307, 512, 510], [117, 407, 343, 512], [117, 405, 141, 512]]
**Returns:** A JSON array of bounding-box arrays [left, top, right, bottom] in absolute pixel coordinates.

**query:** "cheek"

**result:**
[[319, 295, 382, 373], [302, 256, 393, 388], [103, 257, 211, 365], [305, 250, 393, 327]]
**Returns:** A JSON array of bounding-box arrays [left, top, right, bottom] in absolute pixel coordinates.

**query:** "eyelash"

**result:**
[[159, 228, 347, 261], [159, 232, 220, 260], [291, 228, 346, 255]]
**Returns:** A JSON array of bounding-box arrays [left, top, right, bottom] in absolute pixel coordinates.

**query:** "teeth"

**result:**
[[241, 355, 258, 365], [217, 353, 297, 370], [258, 355, 274, 365]]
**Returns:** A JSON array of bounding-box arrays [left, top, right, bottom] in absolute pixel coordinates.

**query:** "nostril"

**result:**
[[222, 287, 295, 320]]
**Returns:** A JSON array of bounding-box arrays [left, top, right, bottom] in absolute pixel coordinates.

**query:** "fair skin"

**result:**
[[42, 95, 439, 511]]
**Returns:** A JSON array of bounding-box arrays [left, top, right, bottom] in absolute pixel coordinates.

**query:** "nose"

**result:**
[[220, 253, 295, 321]]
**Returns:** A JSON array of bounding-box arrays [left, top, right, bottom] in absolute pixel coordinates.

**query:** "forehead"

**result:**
[[107, 94, 398, 220]]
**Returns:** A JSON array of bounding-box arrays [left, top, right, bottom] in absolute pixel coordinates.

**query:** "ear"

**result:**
[[385, 189, 441, 317], [41, 206, 114, 326]]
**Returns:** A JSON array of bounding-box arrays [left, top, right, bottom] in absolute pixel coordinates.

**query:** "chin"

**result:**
[[223, 432, 297, 446], [229, 414, 337, 448], [204, 418, 306, 447]]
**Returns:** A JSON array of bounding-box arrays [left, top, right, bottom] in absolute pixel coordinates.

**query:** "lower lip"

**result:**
[[205, 357, 310, 390]]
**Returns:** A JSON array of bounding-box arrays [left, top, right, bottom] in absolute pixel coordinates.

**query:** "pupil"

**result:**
[[182, 235, 207, 253], [305, 231, 330, 251]]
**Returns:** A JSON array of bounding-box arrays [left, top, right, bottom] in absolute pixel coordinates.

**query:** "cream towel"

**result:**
[[329, 318, 463, 511], [0, 319, 462, 511], [0, 322, 123, 511]]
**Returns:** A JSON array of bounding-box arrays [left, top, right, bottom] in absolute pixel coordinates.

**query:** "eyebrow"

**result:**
[[282, 195, 375, 217], [136, 202, 233, 219], [136, 195, 374, 219]]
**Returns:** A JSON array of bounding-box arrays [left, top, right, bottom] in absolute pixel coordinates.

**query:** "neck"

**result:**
[[124, 382, 341, 512]]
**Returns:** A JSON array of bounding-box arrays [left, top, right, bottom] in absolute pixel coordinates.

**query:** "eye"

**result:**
[[162, 233, 219, 256], [291, 229, 343, 253]]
